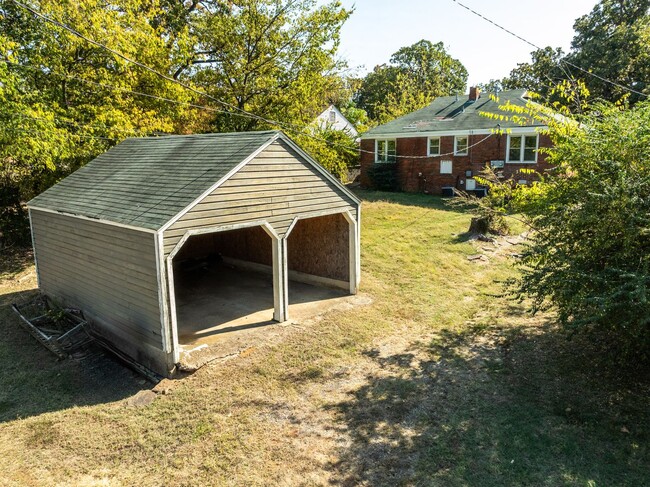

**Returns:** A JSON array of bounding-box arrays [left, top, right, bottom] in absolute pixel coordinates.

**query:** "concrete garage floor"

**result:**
[[173, 263, 358, 370]]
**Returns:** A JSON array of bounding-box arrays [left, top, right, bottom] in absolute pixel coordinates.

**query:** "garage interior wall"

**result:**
[[173, 226, 272, 267], [286, 213, 350, 283]]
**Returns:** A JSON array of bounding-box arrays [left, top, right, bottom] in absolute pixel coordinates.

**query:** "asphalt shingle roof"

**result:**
[[362, 89, 546, 137], [29, 130, 280, 230]]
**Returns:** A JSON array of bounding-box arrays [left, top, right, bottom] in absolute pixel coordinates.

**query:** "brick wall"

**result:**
[[360, 133, 553, 194]]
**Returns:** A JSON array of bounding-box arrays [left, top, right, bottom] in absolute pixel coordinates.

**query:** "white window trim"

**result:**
[[506, 134, 539, 164], [440, 160, 453, 174], [454, 135, 468, 156], [375, 139, 397, 163], [428, 136, 441, 156]]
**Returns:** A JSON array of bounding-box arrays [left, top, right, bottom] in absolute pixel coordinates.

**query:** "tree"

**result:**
[[0, 0, 355, 247], [471, 99, 650, 359], [568, 0, 650, 104], [178, 0, 351, 131], [294, 127, 358, 182], [502, 47, 567, 101], [501, 1, 650, 108], [356, 40, 468, 123], [0, 0, 201, 247]]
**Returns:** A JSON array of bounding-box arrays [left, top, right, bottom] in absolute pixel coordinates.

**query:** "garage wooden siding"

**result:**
[[30, 210, 163, 349], [163, 140, 357, 255]]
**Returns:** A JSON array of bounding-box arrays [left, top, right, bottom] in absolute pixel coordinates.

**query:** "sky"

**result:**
[[334, 0, 599, 87]]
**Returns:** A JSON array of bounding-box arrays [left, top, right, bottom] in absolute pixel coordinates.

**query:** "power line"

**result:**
[[0, 58, 232, 118], [11, 112, 154, 137], [9, 0, 265, 122], [450, 0, 649, 99]]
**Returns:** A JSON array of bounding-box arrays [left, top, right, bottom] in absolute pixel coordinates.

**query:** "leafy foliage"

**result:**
[[508, 102, 650, 358], [293, 127, 358, 182], [185, 0, 351, 131], [502, 47, 569, 104], [356, 40, 467, 123], [0, 0, 355, 247], [366, 163, 398, 192], [569, 0, 650, 104], [502, 0, 650, 108]]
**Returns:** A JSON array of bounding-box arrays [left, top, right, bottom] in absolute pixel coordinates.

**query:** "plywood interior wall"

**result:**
[[287, 214, 349, 281], [174, 226, 272, 267]]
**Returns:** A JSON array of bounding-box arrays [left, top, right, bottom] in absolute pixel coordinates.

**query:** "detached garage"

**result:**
[[28, 131, 361, 376]]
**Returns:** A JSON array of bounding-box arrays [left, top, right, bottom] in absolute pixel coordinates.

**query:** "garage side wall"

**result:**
[[163, 139, 358, 255], [30, 210, 168, 374]]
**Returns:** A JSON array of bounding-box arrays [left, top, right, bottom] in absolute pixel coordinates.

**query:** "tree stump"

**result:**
[[469, 216, 490, 235]]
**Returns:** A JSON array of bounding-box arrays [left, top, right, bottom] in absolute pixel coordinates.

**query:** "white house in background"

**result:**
[[314, 104, 358, 137]]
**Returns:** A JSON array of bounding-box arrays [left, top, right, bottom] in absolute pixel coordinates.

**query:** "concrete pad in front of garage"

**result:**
[[174, 265, 370, 371]]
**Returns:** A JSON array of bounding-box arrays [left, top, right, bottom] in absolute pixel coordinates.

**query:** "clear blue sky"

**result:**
[[333, 0, 599, 87]]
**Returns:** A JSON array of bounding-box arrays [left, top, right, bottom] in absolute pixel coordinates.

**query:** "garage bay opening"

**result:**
[[171, 225, 275, 345]]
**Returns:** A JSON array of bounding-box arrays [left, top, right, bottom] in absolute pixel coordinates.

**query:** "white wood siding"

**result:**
[[163, 140, 357, 255], [31, 210, 163, 350]]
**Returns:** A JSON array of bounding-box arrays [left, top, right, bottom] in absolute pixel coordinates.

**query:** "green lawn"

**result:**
[[0, 190, 648, 486]]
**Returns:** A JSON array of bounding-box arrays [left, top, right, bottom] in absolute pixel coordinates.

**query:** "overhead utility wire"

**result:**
[[450, 0, 648, 98], [11, 112, 151, 137], [0, 58, 233, 118], [8, 0, 265, 121], [10, 0, 498, 159]]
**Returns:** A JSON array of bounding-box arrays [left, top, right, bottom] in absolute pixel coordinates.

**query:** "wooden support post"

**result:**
[[272, 236, 288, 322], [344, 210, 360, 295]]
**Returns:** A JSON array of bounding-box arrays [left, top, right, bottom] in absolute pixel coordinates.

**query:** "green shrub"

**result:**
[[509, 102, 650, 360], [367, 163, 399, 191]]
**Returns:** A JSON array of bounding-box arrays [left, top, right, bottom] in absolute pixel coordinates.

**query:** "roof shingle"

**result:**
[[362, 89, 545, 137], [29, 130, 279, 230]]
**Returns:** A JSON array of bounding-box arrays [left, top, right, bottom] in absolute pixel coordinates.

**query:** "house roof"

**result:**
[[28, 130, 289, 231], [361, 89, 546, 138]]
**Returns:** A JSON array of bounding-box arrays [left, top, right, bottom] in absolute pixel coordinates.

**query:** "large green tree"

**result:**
[[1, 0, 354, 247], [175, 0, 351, 131], [568, 0, 650, 103], [0, 0, 203, 247], [501, 0, 650, 107], [502, 46, 567, 102], [356, 40, 468, 123]]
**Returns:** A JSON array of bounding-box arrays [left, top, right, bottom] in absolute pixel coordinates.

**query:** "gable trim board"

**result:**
[[159, 133, 360, 235], [158, 134, 281, 233], [281, 135, 361, 206]]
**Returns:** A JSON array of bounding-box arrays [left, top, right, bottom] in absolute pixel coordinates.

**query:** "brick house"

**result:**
[[360, 88, 553, 195]]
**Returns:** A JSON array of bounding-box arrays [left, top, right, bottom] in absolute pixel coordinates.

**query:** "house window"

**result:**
[[428, 137, 440, 156], [507, 134, 538, 163], [455, 135, 468, 155], [440, 160, 452, 174], [376, 139, 396, 163], [328, 110, 336, 123]]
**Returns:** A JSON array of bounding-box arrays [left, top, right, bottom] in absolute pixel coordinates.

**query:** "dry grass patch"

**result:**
[[0, 191, 648, 486]]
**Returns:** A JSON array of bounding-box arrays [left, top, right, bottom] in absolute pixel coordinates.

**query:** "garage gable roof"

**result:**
[[29, 130, 356, 231]]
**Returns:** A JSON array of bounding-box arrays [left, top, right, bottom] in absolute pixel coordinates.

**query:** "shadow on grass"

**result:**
[[329, 320, 650, 486], [353, 189, 473, 214], [0, 247, 34, 279], [0, 289, 151, 423]]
